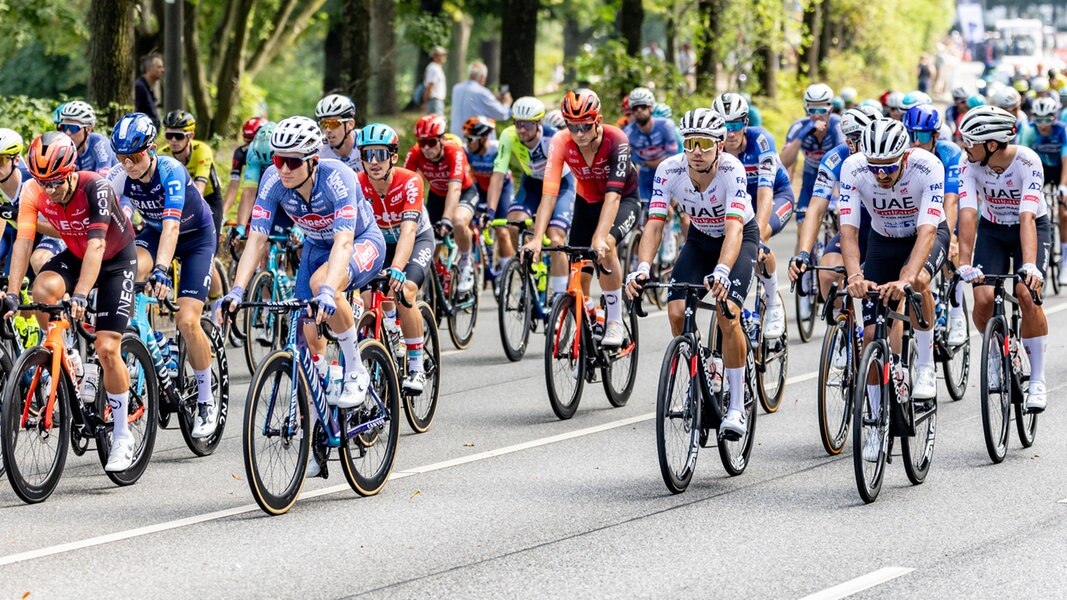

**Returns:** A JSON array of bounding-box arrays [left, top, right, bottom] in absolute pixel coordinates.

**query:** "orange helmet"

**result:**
[[462, 116, 495, 138], [414, 114, 447, 139], [561, 89, 601, 122], [28, 132, 78, 181]]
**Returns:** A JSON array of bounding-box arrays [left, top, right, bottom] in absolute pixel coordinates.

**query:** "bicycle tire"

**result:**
[[174, 318, 230, 456], [602, 299, 639, 407], [340, 340, 400, 496], [0, 344, 11, 479], [902, 395, 937, 485], [447, 263, 478, 349], [545, 294, 585, 420], [853, 341, 889, 504], [980, 317, 1011, 464], [97, 334, 159, 486], [795, 270, 817, 342], [243, 270, 282, 373], [757, 292, 788, 413], [1012, 334, 1038, 448], [818, 318, 853, 455], [941, 294, 971, 402], [717, 352, 757, 476], [403, 302, 442, 433], [656, 336, 702, 494], [497, 258, 532, 362]]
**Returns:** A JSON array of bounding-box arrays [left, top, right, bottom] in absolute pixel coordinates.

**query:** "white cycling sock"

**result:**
[[759, 269, 780, 307], [551, 276, 568, 295], [950, 283, 965, 319], [915, 328, 934, 368], [726, 367, 745, 413], [108, 391, 130, 440], [335, 327, 367, 376], [604, 289, 623, 324], [195, 368, 212, 406], [459, 251, 472, 268], [1023, 336, 1047, 386], [1060, 243, 1067, 264], [866, 384, 882, 416], [406, 337, 424, 373]]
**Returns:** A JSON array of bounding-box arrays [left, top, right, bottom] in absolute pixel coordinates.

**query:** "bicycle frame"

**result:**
[[130, 292, 180, 403]]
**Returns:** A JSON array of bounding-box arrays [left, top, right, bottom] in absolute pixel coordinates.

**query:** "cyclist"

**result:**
[[462, 116, 512, 216], [158, 110, 224, 234], [946, 87, 971, 136], [839, 120, 949, 424], [1020, 96, 1067, 283], [544, 110, 566, 130], [1, 133, 138, 472], [841, 87, 858, 110], [108, 112, 221, 439], [404, 114, 479, 294], [714, 92, 791, 338], [782, 83, 844, 222], [486, 97, 576, 296], [990, 87, 1027, 142], [316, 93, 363, 173], [0, 128, 28, 272], [884, 91, 906, 121], [56, 101, 118, 177], [355, 123, 433, 394], [522, 88, 640, 348], [956, 106, 1050, 412], [223, 116, 267, 220], [624, 108, 757, 438], [623, 87, 679, 206]]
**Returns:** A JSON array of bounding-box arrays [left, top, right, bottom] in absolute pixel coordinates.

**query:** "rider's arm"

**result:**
[[718, 217, 743, 270], [6, 185, 40, 296], [154, 161, 191, 268], [1019, 211, 1038, 266], [901, 162, 947, 283], [718, 166, 751, 270], [232, 231, 268, 291], [485, 172, 506, 216], [35, 216, 60, 238], [235, 159, 263, 228], [594, 137, 634, 242], [1020, 162, 1044, 266], [638, 164, 671, 265], [781, 140, 801, 172], [837, 172, 864, 280], [442, 180, 462, 223], [531, 134, 567, 241], [441, 145, 468, 223], [391, 175, 424, 268], [486, 132, 514, 216], [957, 163, 979, 266], [324, 230, 355, 291], [73, 238, 106, 298], [795, 197, 828, 254]]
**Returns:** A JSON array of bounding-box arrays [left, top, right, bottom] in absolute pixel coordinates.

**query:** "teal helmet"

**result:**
[[651, 102, 673, 119], [357, 123, 399, 153], [249, 121, 277, 165], [966, 94, 986, 109]]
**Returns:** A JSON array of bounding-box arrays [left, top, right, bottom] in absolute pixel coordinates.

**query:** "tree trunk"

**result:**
[[499, 0, 538, 97], [88, 0, 137, 122], [184, 0, 213, 128], [563, 14, 583, 84], [340, 0, 371, 127], [798, 0, 821, 79], [481, 39, 500, 87], [134, 0, 163, 68], [245, 0, 328, 77], [695, 0, 720, 91], [664, 11, 676, 66], [817, 0, 832, 79], [371, 0, 397, 115], [619, 0, 644, 56], [757, 44, 777, 98], [449, 15, 472, 89], [324, 11, 344, 93], [211, 0, 256, 136]]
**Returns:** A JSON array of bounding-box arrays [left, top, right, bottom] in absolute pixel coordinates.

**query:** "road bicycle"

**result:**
[[496, 218, 551, 361], [932, 269, 970, 401], [747, 258, 788, 413], [425, 229, 479, 350], [240, 231, 299, 372], [1041, 184, 1061, 295], [794, 207, 839, 342]]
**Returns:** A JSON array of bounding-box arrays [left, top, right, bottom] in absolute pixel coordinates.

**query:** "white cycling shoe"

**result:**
[[333, 371, 370, 409], [105, 435, 135, 472], [601, 321, 625, 348], [1025, 381, 1047, 413], [457, 265, 475, 294], [912, 364, 937, 400], [946, 313, 968, 346], [762, 303, 786, 339], [862, 430, 882, 463], [720, 408, 747, 439], [191, 402, 218, 439]]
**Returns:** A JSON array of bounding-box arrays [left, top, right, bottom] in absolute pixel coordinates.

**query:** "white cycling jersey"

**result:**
[[648, 152, 754, 238], [958, 145, 1047, 225], [838, 148, 946, 238]]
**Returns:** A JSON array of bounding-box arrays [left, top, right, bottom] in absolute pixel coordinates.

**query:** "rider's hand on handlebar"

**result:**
[[847, 275, 874, 299], [435, 218, 454, 239], [878, 279, 910, 303], [788, 251, 810, 282], [215, 285, 244, 325], [956, 264, 983, 284], [0, 292, 17, 320], [625, 262, 650, 299], [591, 235, 610, 264], [1019, 262, 1044, 293], [148, 264, 173, 301], [705, 264, 732, 302], [386, 266, 407, 294], [521, 240, 541, 264], [69, 293, 88, 321]]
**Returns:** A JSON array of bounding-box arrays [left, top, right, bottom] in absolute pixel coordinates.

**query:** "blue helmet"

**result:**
[[110, 113, 157, 154], [966, 94, 986, 109], [651, 102, 673, 119], [52, 103, 66, 125], [357, 123, 399, 152], [902, 105, 941, 132]]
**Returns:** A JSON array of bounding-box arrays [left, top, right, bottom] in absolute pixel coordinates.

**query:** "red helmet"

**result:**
[[242, 116, 268, 142], [28, 132, 78, 181], [621, 95, 631, 116], [414, 114, 447, 139], [561, 89, 601, 123]]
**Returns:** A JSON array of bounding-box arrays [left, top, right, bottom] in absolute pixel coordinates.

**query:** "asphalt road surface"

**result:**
[[1, 224, 1065, 599]]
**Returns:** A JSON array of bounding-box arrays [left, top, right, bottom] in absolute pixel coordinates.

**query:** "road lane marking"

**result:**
[[799, 566, 915, 600]]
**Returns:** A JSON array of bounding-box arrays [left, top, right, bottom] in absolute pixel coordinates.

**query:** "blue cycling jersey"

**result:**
[[786, 114, 845, 175], [108, 155, 215, 233], [76, 132, 118, 176], [932, 139, 962, 195], [251, 158, 378, 247], [465, 140, 510, 191], [623, 117, 679, 170], [733, 126, 791, 199], [1021, 122, 1067, 168], [812, 143, 872, 231]]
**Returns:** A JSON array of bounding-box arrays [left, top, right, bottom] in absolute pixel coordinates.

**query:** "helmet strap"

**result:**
[[0, 160, 15, 185], [369, 156, 396, 183], [979, 141, 996, 168], [296, 157, 317, 192]]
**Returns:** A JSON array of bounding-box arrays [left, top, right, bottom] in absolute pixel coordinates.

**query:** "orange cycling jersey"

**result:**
[[402, 140, 474, 196], [543, 125, 638, 203], [357, 167, 431, 244]]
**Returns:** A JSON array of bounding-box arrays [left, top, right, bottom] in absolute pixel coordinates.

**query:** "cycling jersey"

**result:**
[[75, 132, 118, 176], [403, 140, 474, 195], [1, 161, 28, 223], [108, 155, 215, 233], [493, 124, 571, 180], [732, 126, 793, 201], [786, 114, 845, 177], [230, 144, 249, 181], [159, 139, 222, 197], [958, 146, 1047, 225], [319, 140, 364, 173], [624, 118, 679, 167], [648, 152, 754, 238], [465, 140, 511, 191], [17, 171, 134, 260], [543, 125, 639, 203], [357, 167, 432, 244], [1021, 123, 1067, 168], [241, 147, 270, 189], [812, 143, 852, 203], [838, 148, 946, 238], [932, 139, 962, 196]]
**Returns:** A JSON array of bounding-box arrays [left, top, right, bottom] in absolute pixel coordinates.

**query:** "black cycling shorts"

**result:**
[[568, 193, 641, 249], [428, 186, 479, 225], [204, 191, 224, 237], [668, 220, 759, 307], [383, 228, 434, 289], [860, 222, 949, 326], [43, 244, 137, 333], [973, 216, 1052, 282]]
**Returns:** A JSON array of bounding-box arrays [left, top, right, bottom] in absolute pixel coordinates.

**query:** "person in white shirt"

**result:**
[[450, 61, 512, 138], [422, 46, 448, 116]]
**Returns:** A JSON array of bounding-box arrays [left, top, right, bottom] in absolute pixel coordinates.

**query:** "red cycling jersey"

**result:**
[[543, 124, 638, 203], [357, 167, 431, 243], [17, 171, 135, 260], [402, 140, 474, 196]]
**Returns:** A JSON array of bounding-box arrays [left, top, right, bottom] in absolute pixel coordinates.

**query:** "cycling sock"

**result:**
[[194, 368, 212, 406], [726, 367, 745, 413], [335, 327, 367, 376], [551, 276, 568, 295], [866, 384, 881, 416], [384, 307, 397, 322], [459, 251, 472, 268], [406, 337, 424, 372], [604, 289, 622, 324], [759, 270, 780, 306], [499, 256, 512, 271], [1023, 336, 1047, 385], [1061, 243, 1067, 264], [950, 284, 965, 319], [108, 391, 130, 440], [915, 328, 934, 368]]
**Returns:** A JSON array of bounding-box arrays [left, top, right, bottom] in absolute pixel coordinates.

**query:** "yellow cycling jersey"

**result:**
[[160, 139, 222, 197]]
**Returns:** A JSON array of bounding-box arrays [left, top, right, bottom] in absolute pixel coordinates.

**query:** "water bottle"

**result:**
[[532, 261, 548, 293], [80, 362, 99, 405], [66, 347, 84, 385], [593, 306, 606, 341], [743, 308, 760, 345], [328, 362, 344, 404], [166, 337, 179, 377], [383, 317, 405, 362], [702, 347, 723, 393], [312, 354, 329, 385], [892, 357, 910, 403]]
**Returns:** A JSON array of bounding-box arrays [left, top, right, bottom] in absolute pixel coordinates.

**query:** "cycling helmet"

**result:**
[[958, 106, 1017, 144], [162, 110, 197, 132], [560, 89, 601, 122], [840, 87, 858, 103], [52, 103, 66, 126], [544, 110, 566, 129], [712, 93, 750, 122], [511, 96, 546, 121], [357, 123, 399, 152], [1032, 77, 1050, 93], [110, 113, 157, 154], [1030, 96, 1060, 119], [831, 96, 844, 112], [58, 100, 97, 126], [678, 108, 726, 141], [840, 107, 881, 137], [860, 99, 882, 110], [804, 83, 834, 106], [652, 103, 673, 119], [951, 86, 970, 101], [270, 116, 323, 157], [990, 87, 1021, 110], [27, 132, 78, 181], [1013, 79, 1030, 93], [315, 94, 357, 120], [462, 116, 495, 138], [628, 87, 656, 108], [885, 91, 905, 110], [860, 119, 909, 160], [248, 122, 277, 165], [414, 114, 447, 139], [902, 105, 942, 132], [0, 128, 24, 157], [901, 91, 932, 109], [966, 94, 986, 109], [620, 95, 631, 115], [242, 116, 268, 142]]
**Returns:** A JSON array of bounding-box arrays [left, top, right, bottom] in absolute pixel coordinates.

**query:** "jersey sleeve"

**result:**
[[917, 159, 947, 228], [189, 143, 214, 184], [663, 120, 679, 155], [1059, 128, 1067, 159], [446, 145, 467, 183], [723, 161, 750, 223], [812, 151, 841, 202], [942, 145, 961, 196], [240, 158, 263, 190], [250, 167, 282, 235], [328, 166, 362, 234], [401, 173, 425, 222], [402, 146, 420, 172], [106, 165, 130, 202], [837, 163, 862, 230], [1020, 125, 1037, 149], [93, 135, 118, 172], [1020, 154, 1044, 215], [230, 146, 247, 180], [15, 182, 41, 241], [606, 130, 632, 193], [785, 118, 811, 143], [754, 130, 778, 189], [157, 158, 188, 222], [493, 129, 516, 174], [647, 162, 671, 222], [86, 176, 115, 241], [541, 133, 567, 198], [957, 160, 978, 213]]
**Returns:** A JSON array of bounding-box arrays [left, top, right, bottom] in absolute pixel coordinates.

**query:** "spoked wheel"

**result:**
[[902, 395, 937, 486], [853, 342, 889, 504], [601, 299, 639, 407], [1, 347, 70, 503], [795, 270, 818, 343], [97, 334, 159, 486], [175, 318, 230, 456], [497, 258, 532, 362], [1048, 213, 1061, 295], [818, 318, 853, 455], [941, 295, 971, 402], [402, 302, 441, 433], [243, 271, 284, 372], [757, 292, 788, 413], [1012, 335, 1038, 448], [340, 340, 400, 496], [980, 318, 1011, 464], [656, 336, 701, 494], [545, 294, 585, 420], [447, 264, 479, 349], [717, 353, 757, 476], [243, 350, 310, 516], [0, 346, 11, 478]]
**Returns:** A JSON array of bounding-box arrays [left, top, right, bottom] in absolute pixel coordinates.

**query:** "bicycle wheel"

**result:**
[[1049, 215, 1061, 295], [96, 334, 159, 486], [602, 299, 639, 407], [243, 350, 310, 516], [979, 317, 1011, 464], [243, 270, 282, 372], [340, 340, 400, 496], [1012, 334, 1038, 448], [656, 336, 702, 494], [795, 270, 817, 343], [0, 345, 11, 478], [497, 258, 532, 362], [545, 294, 585, 419], [175, 318, 230, 456], [1, 347, 70, 503], [757, 293, 788, 413], [818, 318, 853, 455], [718, 353, 757, 476], [853, 341, 889, 504], [447, 263, 479, 349], [403, 302, 441, 433], [902, 394, 937, 485], [941, 295, 971, 402]]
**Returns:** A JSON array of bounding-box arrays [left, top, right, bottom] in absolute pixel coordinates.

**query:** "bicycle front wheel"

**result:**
[[340, 340, 400, 496], [795, 270, 817, 343], [497, 258, 532, 362], [942, 295, 971, 402], [0, 344, 12, 479], [243, 270, 282, 372], [97, 334, 159, 486], [980, 317, 1011, 464], [447, 264, 479, 349], [757, 292, 788, 413], [717, 353, 757, 476], [902, 395, 937, 485], [602, 299, 639, 407], [402, 302, 442, 433], [656, 336, 701, 493], [852, 342, 889, 504], [545, 294, 585, 419], [1013, 335, 1038, 448], [175, 318, 230, 456], [818, 318, 853, 455]]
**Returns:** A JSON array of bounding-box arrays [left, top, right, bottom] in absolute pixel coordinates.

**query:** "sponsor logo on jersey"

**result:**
[[295, 212, 331, 230], [353, 239, 381, 272], [335, 205, 358, 221], [927, 208, 941, 217], [251, 205, 272, 221]]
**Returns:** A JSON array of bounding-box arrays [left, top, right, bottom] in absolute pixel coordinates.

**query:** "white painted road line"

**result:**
[[799, 566, 915, 600]]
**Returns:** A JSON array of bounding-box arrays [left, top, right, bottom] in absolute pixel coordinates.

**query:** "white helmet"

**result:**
[[712, 93, 750, 121], [1032, 76, 1051, 93], [0, 128, 24, 156], [315, 94, 356, 120], [271, 116, 323, 157], [990, 87, 1021, 110], [804, 83, 834, 106], [860, 119, 909, 160], [840, 87, 858, 103], [511, 96, 546, 121], [628, 87, 656, 108], [901, 91, 932, 109], [885, 92, 905, 110], [678, 108, 726, 141], [59, 100, 96, 126], [840, 107, 881, 137], [951, 86, 970, 101], [958, 106, 1018, 144], [1031, 97, 1060, 119], [544, 109, 566, 129]]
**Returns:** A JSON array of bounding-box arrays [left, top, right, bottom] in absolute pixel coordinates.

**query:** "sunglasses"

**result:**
[[319, 118, 349, 130], [117, 150, 147, 165], [1033, 117, 1056, 126], [360, 148, 392, 163], [515, 120, 539, 130], [725, 120, 747, 132], [867, 161, 902, 176], [271, 155, 309, 171], [164, 131, 189, 141], [846, 133, 862, 146], [683, 137, 718, 152], [566, 122, 596, 134], [908, 131, 935, 144], [631, 105, 653, 112], [37, 176, 67, 190], [57, 123, 83, 135], [417, 137, 440, 148], [806, 107, 830, 116], [464, 135, 486, 144]]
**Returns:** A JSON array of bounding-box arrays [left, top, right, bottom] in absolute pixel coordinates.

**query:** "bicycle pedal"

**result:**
[[718, 429, 742, 443]]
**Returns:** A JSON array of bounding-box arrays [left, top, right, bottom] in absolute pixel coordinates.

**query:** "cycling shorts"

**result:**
[[43, 244, 137, 333], [383, 228, 434, 289], [36, 236, 66, 257], [825, 227, 871, 262], [638, 167, 656, 204], [428, 186, 479, 225], [568, 193, 641, 249], [476, 178, 513, 215], [973, 216, 1052, 283], [136, 225, 217, 301], [204, 191, 224, 236], [507, 175, 576, 232], [296, 234, 386, 300], [860, 223, 949, 326], [668, 220, 759, 307]]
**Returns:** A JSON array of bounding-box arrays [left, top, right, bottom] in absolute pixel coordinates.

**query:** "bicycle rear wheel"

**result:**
[[447, 263, 479, 349], [545, 294, 585, 419], [980, 318, 1011, 464], [757, 293, 788, 413], [340, 340, 400, 496], [902, 396, 937, 485], [1012, 335, 1038, 448], [942, 295, 971, 402], [818, 318, 853, 455], [403, 302, 441, 433], [243, 271, 283, 372], [0, 345, 11, 479], [175, 318, 230, 456], [497, 258, 532, 362], [602, 300, 639, 407], [97, 335, 159, 486], [717, 353, 757, 476], [656, 336, 701, 494], [795, 270, 817, 342], [853, 342, 889, 504]]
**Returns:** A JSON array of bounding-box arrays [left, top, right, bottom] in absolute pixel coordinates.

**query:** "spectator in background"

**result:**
[[134, 52, 164, 129], [641, 41, 665, 61], [676, 41, 696, 93], [450, 61, 512, 138], [917, 53, 934, 93], [422, 46, 448, 115]]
